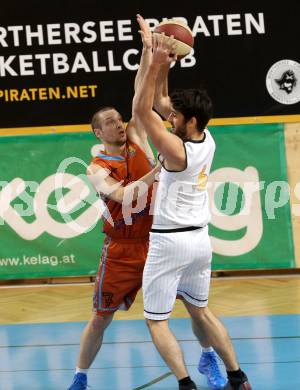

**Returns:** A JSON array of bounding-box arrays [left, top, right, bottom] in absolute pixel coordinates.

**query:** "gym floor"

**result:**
[[1, 276, 300, 389]]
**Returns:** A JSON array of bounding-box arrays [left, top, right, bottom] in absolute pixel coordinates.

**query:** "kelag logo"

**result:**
[[1, 165, 296, 255], [0, 124, 296, 278], [209, 167, 299, 257]]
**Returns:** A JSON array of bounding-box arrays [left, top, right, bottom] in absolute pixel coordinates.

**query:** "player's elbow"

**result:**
[[159, 146, 187, 170], [153, 101, 165, 119], [153, 98, 171, 120]]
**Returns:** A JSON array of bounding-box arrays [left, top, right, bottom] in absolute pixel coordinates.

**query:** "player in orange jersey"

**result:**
[[67, 14, 159, 390]]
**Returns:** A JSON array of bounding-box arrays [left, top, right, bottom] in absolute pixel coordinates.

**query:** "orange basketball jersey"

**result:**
[[91, 140, 154, 239]]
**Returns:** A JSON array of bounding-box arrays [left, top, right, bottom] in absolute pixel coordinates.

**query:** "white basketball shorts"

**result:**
[[143, 225, 212, 320]]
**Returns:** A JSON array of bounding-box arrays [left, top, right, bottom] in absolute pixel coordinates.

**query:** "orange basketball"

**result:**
[[153, 19, 194, 58]]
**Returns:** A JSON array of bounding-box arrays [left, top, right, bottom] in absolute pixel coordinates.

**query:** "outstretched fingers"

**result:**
[[136, 14, 152, 49]]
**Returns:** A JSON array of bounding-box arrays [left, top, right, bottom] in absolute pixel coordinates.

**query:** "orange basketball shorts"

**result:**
[[93, 236, 149, 315]]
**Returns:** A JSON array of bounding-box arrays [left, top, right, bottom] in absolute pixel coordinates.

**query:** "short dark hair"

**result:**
[[170, 89, 213, 132], [90, 106, 116, 132]]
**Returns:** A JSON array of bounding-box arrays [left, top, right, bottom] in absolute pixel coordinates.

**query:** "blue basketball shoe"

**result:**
[[67, 373, 87, 390], [198, 351, 227, 389]]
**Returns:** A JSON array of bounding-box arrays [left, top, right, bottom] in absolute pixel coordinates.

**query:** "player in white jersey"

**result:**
[[133, 18, 252, 390]]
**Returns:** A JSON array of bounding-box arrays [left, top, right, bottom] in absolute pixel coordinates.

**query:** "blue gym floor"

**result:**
[[0, 315, 299, 389]]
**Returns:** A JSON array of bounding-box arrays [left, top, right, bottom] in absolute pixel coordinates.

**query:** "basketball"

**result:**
[[153, 19, 194, 58]]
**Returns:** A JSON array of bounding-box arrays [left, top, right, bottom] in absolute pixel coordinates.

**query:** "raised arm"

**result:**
[[126, 14, 154, 161], [133, 33, 186, 171], [133, 14, 152, 98], [153, 63, 172, 120]]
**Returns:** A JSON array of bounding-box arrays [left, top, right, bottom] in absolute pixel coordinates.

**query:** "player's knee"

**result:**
[[90, 313, 113, 332], [145, 318, 167, 332], [189, 305, 209, 322], [145, 318, 155, 330], [198, 306, 209, 318]]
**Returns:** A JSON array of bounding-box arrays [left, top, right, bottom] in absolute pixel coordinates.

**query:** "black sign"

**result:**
[[0, 0, 299, 128]]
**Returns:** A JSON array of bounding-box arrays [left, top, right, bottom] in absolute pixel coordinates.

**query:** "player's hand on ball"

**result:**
[[153, 19, 194, 59], [152, 33, 177, 65]]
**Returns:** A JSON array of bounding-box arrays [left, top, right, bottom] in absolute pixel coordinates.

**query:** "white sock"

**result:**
[[76, 367, 88, 375], [202, 346, 214, 353]]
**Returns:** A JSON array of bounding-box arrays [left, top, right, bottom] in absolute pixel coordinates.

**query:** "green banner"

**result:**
[[209, 123, 295, 269], [0, 123, 295, 279], [0, 132, 103, 279]]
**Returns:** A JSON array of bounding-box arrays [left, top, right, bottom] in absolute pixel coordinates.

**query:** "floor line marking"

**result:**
[[1, 335, 299, 349], [2, 360, 300, 374], [132, 372, 172, 390]]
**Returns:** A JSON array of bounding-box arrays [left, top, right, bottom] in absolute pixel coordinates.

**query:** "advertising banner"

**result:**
[[0, 132, 103, 279], [0, 123, 295, 279], [208, 123, 295, 269], [0, 0, 300, 130]]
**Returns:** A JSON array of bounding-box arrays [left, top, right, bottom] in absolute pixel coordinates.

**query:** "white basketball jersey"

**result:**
[[153, 129, 215, 229]]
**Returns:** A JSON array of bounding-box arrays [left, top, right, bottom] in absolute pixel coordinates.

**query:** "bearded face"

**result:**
[[168, 110, 189, 140], [173, 121, 188, 140]]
